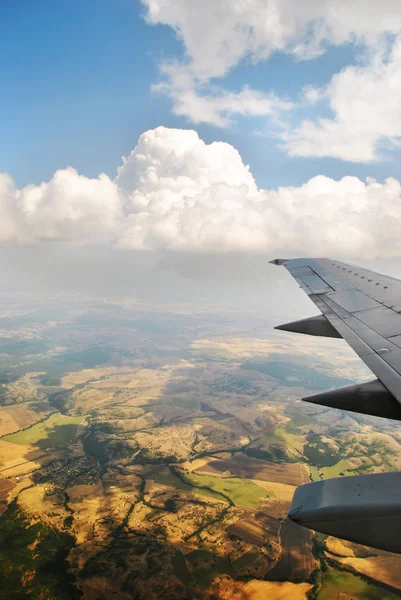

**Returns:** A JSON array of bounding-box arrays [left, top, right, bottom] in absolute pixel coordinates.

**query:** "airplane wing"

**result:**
[[271, 257, 401, 553]]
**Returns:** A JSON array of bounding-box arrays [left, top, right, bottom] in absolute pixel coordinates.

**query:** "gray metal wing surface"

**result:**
[[271, 257, 401, 553]]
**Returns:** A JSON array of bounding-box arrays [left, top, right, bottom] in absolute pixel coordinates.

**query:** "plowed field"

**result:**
[[195, 454, 308, 486]]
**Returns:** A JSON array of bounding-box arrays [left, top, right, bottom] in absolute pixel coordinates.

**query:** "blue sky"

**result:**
[[2, 0, 401, 262], [0, 0, 170, 185], [2, 0, 401, 191]]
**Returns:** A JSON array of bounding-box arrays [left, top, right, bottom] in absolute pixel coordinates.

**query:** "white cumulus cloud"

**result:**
[[282, 35, 401, 162], [2, 127, 401, 258], [142, 0, 401, 161], [142, 0, 401, 80], [0, 168, 122, 245], [154, 65, 293, 127], [0, 174, 26, 242]]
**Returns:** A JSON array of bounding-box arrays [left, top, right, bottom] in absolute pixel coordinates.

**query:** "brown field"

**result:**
[[193, 418, 250, 453], [61, 367, 134, 388], [2, 373, 47, 405], [265, 518, 315, 582], [79, 578, 132, 600], [255, 480, 296, 518], [18, 484, 68, 528], [325, 536, 355, 557], [233, 580, 312, 600], [180, 456, 220, 472], [67, 484, 100, 502], [126, 492, 225, 547], [66, 363, 198, 414], [69, 388, 116, 413], [195, 454, 309, 486], [339, 556, 401, 590], [67, 482, 140, 545], [106, 403, 195, 433], [0, 401, 52, 436], [135, 423, 196, 461], [0, 479, 15, 515], [0, 439, 55, 477], [229, 511, 280, 547], [79, 577, 132, 600]]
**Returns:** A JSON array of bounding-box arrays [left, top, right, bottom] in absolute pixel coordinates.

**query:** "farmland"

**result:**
[[0, 439, 55, 477], [180, 471, 268, 508], [317, 569, 401, 600], [195, 453, 309, 486], [233, 580, 313, 599], [228, 511, 280, 546], [0, 298, 399, 599], [265, 518, 314, 582], [3, 413, 84, 448], [0, 401, 53, 436]]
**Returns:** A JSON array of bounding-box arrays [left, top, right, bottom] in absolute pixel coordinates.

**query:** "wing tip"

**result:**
[[269, 258, 290, 266]]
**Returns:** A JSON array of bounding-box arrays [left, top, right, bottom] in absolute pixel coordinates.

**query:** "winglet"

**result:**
[[269, 258, 289, 265]]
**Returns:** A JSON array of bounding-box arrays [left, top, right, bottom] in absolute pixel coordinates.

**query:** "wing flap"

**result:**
[[273, 258, 401, 407], [272, 257, 401, 553]]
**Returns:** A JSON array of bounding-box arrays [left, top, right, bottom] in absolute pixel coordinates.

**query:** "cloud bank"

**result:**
[[2, 126, 401, 258], [142, 0, 401, 162]]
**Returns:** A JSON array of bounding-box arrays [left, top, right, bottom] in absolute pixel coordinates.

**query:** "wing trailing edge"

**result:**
[[272, 256, 401, 553]]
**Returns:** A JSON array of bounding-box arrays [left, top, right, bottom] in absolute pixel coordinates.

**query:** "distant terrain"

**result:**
[[0, 295, 401, 599]]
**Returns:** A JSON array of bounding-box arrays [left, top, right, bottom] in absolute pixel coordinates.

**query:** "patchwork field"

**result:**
[[0, 401, 53, 436], [0, 300, 398, 600], [233, 580, 313, 600], [151, 468, 225, 502], [0, 439, 55, 477], [266, 518, 314, 582], [317, 569, 401, 600], [195, 454, 309, 486], [0, 479, 15, 515], [181, 471, 268, 508], [256, 480, 296, 518], [228, 511, 280, 546], [337, 555, 401, 591], [3, 413, 84, 448]]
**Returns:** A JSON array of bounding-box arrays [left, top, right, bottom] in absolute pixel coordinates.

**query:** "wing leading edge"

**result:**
[[272, 257, 401, 553]]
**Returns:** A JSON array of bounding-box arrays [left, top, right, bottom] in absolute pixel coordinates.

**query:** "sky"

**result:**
[[2, 0, 401, 305]]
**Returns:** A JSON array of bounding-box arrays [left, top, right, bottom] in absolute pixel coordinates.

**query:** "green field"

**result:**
[[318, 569, 401, 600], [152, 469, 224, 502], [3, 413, 84, 448], [182, 472, 267, 508], [274, 424, 305, 453], [309, 465, 321, 481], [320, 459, 353, 479], [248, 423, 304, 462]]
